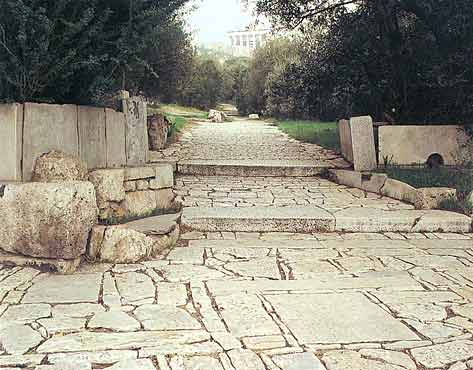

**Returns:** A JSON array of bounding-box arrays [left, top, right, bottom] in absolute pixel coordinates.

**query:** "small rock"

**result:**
[[88, 169, 126, 204], [32, 150, 87, 182]]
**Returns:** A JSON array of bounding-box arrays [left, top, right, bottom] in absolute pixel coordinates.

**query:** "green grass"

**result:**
[[277, 120, 340, 151], [378, 166, 473, 215]]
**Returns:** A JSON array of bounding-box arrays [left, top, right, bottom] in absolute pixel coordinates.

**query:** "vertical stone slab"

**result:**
[[23, 103, 79, 181], [78, 106, 106, 169], [122, 97, 148, 166], [338, 119, 353, 163], [0, 104, 23, 181], [349, 116, 377, 171], [105, 108, 126, 168]]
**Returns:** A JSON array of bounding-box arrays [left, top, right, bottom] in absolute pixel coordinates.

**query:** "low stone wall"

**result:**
[[89, 164, 179, 224], [378, 125, 469, 166], [0, 97, 148, 182]]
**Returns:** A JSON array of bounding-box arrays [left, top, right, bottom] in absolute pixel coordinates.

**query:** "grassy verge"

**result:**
[[148, 104, 207, 142], [378, 166, 473, 215], [276, 120, 340, 151]]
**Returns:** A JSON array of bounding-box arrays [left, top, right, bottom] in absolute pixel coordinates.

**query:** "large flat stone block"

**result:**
[[338, 119, 353, 163], [22, 103, 79, 181], [78, 106, 106, 169], [122, 97, 148, 166], [268, 293, 418, 344], [178, 160, 327, 177], [0, 182, 98, 260], [105, 108, 126, 168], [379, 125, 468, 165], [349, 116, 377, 171], [0, 104, 23, 181], [182, 206, 335, 233]]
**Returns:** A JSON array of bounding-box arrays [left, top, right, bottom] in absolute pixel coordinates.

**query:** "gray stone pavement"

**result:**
[[1, 119, 473, 369], [0, 232, 473, 369]]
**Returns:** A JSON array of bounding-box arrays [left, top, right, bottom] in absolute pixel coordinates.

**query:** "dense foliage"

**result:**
[[241, 0, 473, 124], [0, 0, 191, 106]]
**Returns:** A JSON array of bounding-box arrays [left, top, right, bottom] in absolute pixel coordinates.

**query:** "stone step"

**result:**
[[181, 206, 472, 233], [177, 160, 337, 177]]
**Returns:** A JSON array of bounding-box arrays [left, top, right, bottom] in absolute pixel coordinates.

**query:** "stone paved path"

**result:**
[[1, 119, 473, 369]]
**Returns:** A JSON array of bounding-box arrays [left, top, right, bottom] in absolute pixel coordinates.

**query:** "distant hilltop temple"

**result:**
[[228, 0, 271, 57]]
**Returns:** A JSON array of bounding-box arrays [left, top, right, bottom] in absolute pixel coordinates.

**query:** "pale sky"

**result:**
[[187, 0, 252, 45]]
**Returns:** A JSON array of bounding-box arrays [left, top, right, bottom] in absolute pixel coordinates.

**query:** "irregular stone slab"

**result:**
[[115, 272, 155, 304], [37, 330, 210, 353], [0, 182, 98, 259], [22, 274, 101, 304], [122, 97, 148, 166], [225, 258, 281, 279], [134, 304, 201, 331], [228, 349, 266, 370], [335, 208, 471, 233], [323, 350, 406, 370], [359, 349, 417, 370], [78, 106, 107, 169], [167, 247, 204, 264], [289, 260, 340, 278], [22, 103, 79, 181], [178, 356, 225, 370], [207, 271, 422, 296], [105, 108, 127, 168], [0, 303, 51, 324], [191, 239, 324, 249], [452, 304, 473, 320], [0, 251, 81, 274], [178, 160, 329, 177], [0, 324, 43, 354], [157, 265, 226, 282], [242, 335, 286, 350], [403, 319, 462, 340], [182, 206, 335, 233], [215, 294, 280, 338], [349, 116, 377, 171], [268, 293, 418, 344], [0, 354, 45, 367], [272, 352, 327, 370], [52, 303, 105, 318], [125, 214, 179, 236], [106, 359, 155, 370], [38, 317, 86, 335], [0, 103, 23, 181], [35, 363, 91, 370], [139, 340, 222, 357], [157, 283, 188, 306], [410, 340, 473, 368], [48, 350, 137, 366], [88, 311, 140, 332]]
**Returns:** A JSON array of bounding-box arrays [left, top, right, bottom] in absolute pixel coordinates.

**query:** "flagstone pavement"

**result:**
[[1, 119, 472, 369]]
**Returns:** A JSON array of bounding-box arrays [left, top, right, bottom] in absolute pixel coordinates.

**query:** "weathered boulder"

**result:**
[[148, 114, 171, 150], [249, 114, 260, 120], [32, 151, 87, 182], [208, 110, 227, 123], [88, 169, 126, 205], [0, 182, 98, 259], [96, 226, 156, 264], [414, 187, 457, 210]]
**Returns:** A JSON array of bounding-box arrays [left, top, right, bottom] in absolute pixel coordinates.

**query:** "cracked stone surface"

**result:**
[[2, 120, 473, 369], [0, 233, 471, 368]]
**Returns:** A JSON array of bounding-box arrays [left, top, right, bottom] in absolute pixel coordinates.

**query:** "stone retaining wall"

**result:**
[[0, 98, 148, 182], [89, 164, 179, 224]]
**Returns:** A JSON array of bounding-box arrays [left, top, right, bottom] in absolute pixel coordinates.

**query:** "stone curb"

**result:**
[[328, 169, 461, 211]]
